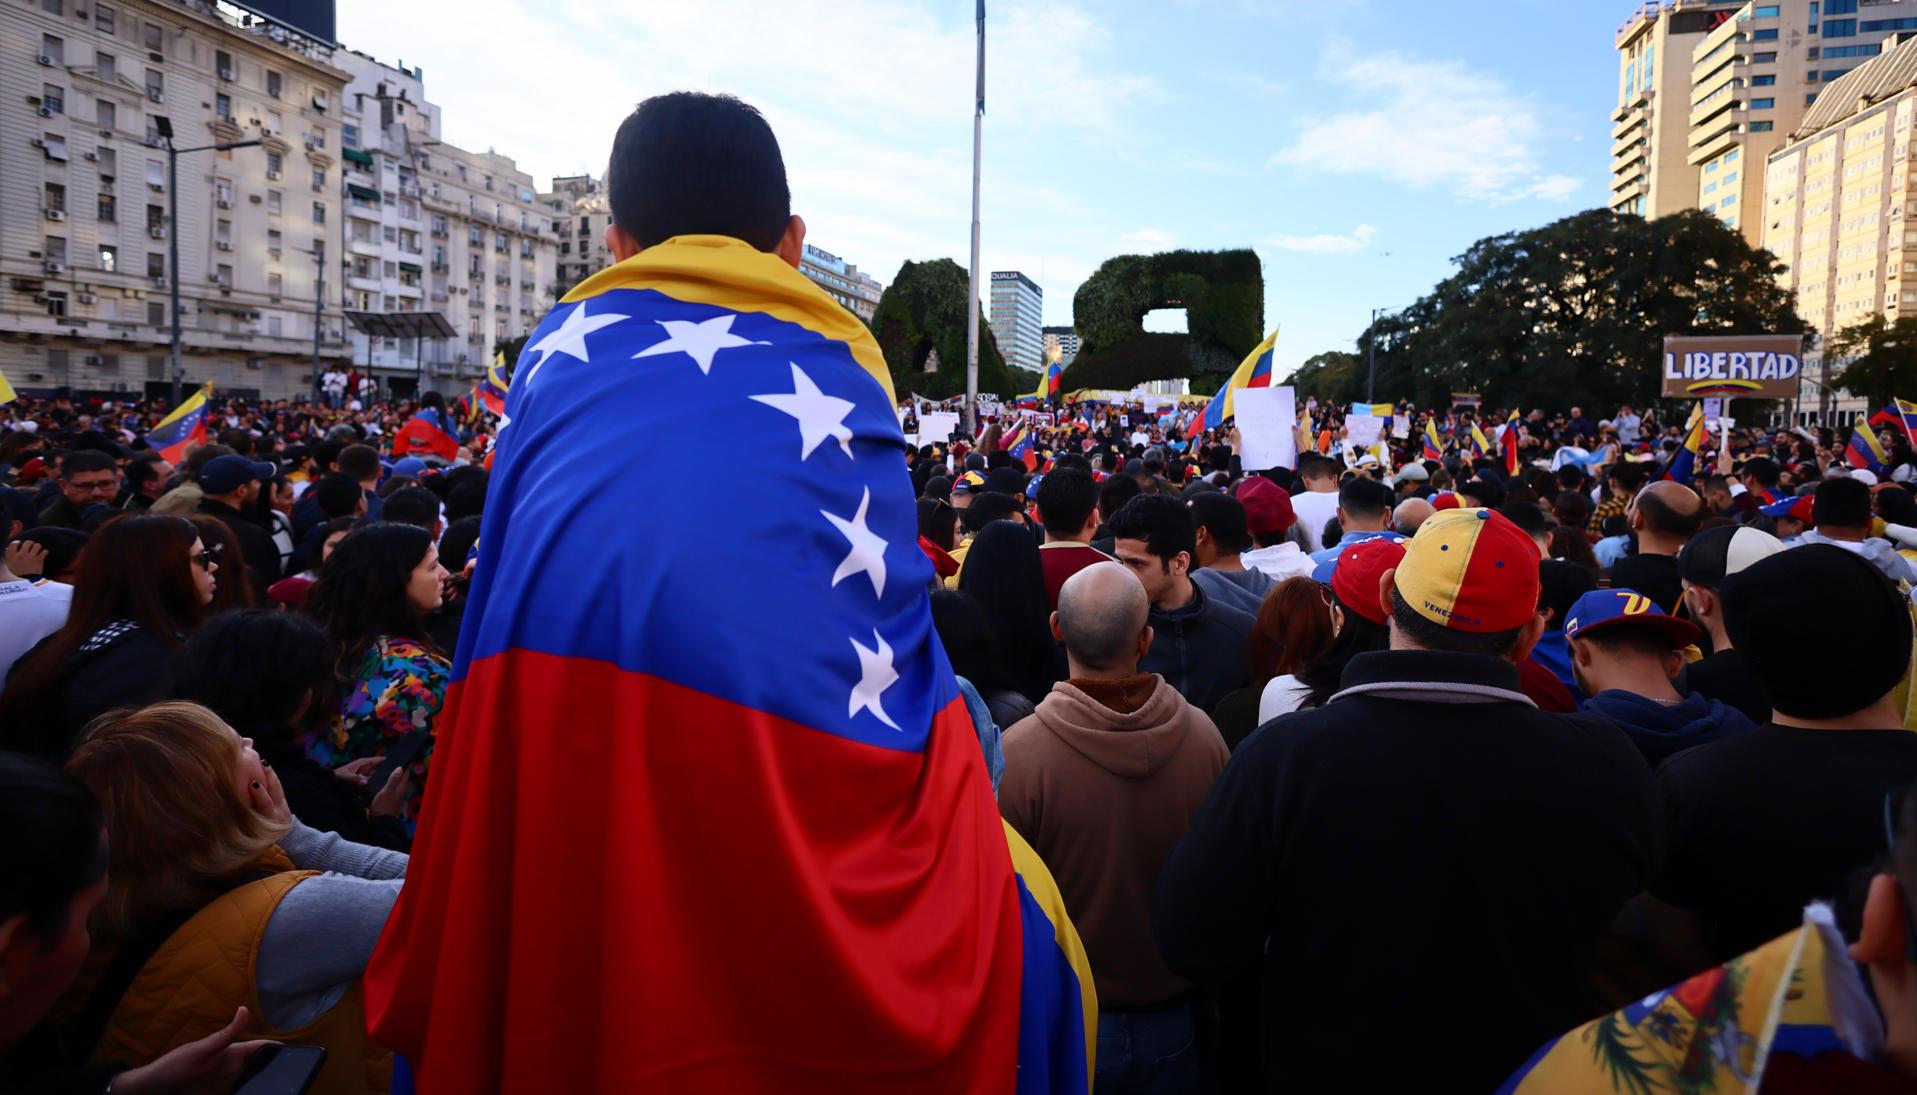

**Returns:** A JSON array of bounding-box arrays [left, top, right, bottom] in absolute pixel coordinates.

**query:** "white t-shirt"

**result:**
[[1258, 673, 1313, 723], [0, 579, 72, 680], [1291, 489, 1342, 553]]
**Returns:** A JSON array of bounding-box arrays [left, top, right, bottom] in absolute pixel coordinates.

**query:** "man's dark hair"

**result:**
[[1637, 486, 1705, 538], [217, 427, 254, 456], [1187, 492, 1251, 555], [1034, 469, 1097, 538], [336, 444, 381, 483], [1338, 477, 1394, 523], [381, 486, 441, 532], [1097, 473, 1142, 530], [1459, 477, 1504, 509], [1741, 456, 1781, 488], [313, 439, 347, 473], [125, 451, 169, 491], [59, 449, 115, 479], [1538, 559, 1595, 630], [445, 479, 488, 523], [1052, 453, 1092, 475], [440, 515, 483, 574], [420, 391, 445, 410], [1389, 588, 1524, 657], [1107, 494, 1196, 567], [182, 443, 235, 475], [1701, 474, 1732, 497], [1499, 501, 1549, 540], [1609, 462, 1649, 492], [314, 473, 364, 519], [961, 491, 1022, 535], [607, 92, 790, 252], [1576, 624, 1681, 660], [1814, 476, 1874, 529], [1297, 453, 1339, 482], [175, 609, 333, 731], [0, 753, 105, 943]]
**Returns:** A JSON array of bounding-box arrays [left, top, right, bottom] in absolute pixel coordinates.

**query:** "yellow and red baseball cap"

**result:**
[[1393, 508, 1540, 633]]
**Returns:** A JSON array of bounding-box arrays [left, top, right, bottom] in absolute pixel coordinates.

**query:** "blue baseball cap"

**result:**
[[194, 454, 276, 495], [1563, 587, 1700, 647], [1310, 531, 1409, 584]]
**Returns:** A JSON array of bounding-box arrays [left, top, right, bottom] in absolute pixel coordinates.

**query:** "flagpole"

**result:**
[[964, 0, 985, 437]]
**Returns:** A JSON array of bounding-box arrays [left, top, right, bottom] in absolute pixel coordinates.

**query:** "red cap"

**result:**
[[1429, 491, 1462, 511], [1330, 537, 1408, 626], [1236, 476, 1296, 536]]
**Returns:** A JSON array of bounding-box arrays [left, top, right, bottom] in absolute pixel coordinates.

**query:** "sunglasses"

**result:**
[[191, 549, 217, 570], [1884, 787, 1917, 962]]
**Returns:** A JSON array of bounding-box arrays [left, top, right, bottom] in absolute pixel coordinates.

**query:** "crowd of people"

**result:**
[[7, 89, 1917, 1095]]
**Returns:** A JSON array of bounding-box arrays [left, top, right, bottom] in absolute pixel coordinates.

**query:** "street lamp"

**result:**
[[155, 115, 262, 406], [1366, 306, 1385, 404]]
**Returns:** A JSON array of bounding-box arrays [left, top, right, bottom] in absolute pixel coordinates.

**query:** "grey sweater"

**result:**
[[256, 822, 408, 1029]]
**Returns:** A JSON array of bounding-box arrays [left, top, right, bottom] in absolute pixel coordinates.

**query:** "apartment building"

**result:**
[[988, 270, 1042, 375], [1041, 325, 1079, 366], [2, 0, 353, 398], [542, 174, 614, 298], [1764, 31, 1917, 416], [798, 243, 883, 321], [334, 51, 555, 395], [1612, 1, 1747, 219]]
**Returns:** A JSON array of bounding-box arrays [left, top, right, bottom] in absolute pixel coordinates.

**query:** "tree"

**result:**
[[1830, 315, 1917, 409], [1065, 249, 1264, 390], [868, 259, 1017, 399], [1353, 209, 1807, 410], [1286, 351, 1362, 403], [491, 335, 529, 377]]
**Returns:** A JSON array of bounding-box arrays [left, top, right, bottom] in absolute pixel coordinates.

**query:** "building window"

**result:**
[[1752, 74, 1777, 86], [266, 150, 282, 175], [267, 189, 281, 214], [142, 21, 162, 55], [1826, 0, 1855, 11], [1754, 51, 1777, 62], [266, 69, 281, 98], [1751, 27, 1780, 40], [343, 123, 358, 148], [42, 0, 62, 14], [97, 194, 115, 222], [146, 203, 163, 232], [42, 133, 68, 162], [312, 202, 325, 224], [312, 166, 325, 190], [45, 237, 68, 264], [215, 218, 230, 246], [42, 34, 64, 65], [1861, 17, 1917, 31], [45, 293, 67, 319], [147, 301, 164, 325], [43, 83, 64, 114], [99, 244, 116, 272], [95, 98, 114, 130], [215, 92, 231, 119], [1824, 18, 1855, 37], [145, 68, 162, 100], [268, 272, 282, 298], [215, 263, 232, 288], [95, 4, 114, 32], [44, 182, 65, 212], [1751, 98, 1776, 109], [382, 225, 397, 243], [95, 51, 116, 82], [1750, 121, 1775, 132], [267, 228, 282, 253], [215, 49, 232, 79]]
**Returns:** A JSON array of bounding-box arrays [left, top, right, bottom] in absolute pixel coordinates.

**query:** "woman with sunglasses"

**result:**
[[0, 513, 217, 759]]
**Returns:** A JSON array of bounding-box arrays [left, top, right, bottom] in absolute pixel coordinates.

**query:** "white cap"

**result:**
[[1853, 468, 1881, 486]]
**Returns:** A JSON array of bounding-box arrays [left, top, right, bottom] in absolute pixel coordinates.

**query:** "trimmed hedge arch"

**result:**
[[1065, 249, 1264, 390], [869, 259, 1018, 399]]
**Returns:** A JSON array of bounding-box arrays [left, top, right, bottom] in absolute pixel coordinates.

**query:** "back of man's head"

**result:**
[[607, 92, 790, 253], [1392, 496, 1434, 536], [314, 473, 364, 519], [961, 491, 1022, 535], [1338, 477, 1394, 527], [1725, 545, 1912, 720], [1742, 456, 1781, 488], [1636, 480, 1705, 540], [1097, 473, 1142, 529], [420, 391, 445, 411], [182, 443, 235, 475], [337, 444, 381, 484], [1055, 563, 1150, 674], [1186, 492, 1251, 557], [1538, 559, 1596, 631], [1814, 475, 1873, 530], [1034, 468, 1097, 539], [381, 486, 441, 533], [1298, 453, 1338, 485]]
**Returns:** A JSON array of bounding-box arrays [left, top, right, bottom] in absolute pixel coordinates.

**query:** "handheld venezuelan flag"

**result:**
[[146, 385, 210, 463], [1422, 418, 1445, 461], [0, 365, 16, 406], [392, 404, 462, 463], [1187, 328, 1279, 439], [1895, 398, 1917, 450], [1848, 421, 1890, 473], [1660, 403, 1707, 485], [1008, 422, 1039, 471], [361, 236, 1095, 1094], [478, 351, 510, 416], [1501, 409, 1522, 477], [1467, 423, 1493, 462], [1498, 906, 1876, 1095]]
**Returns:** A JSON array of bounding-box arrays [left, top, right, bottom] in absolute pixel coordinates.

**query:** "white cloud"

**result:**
[[1266, 224, 1377, 255], [1269, 48, 1582, 204]]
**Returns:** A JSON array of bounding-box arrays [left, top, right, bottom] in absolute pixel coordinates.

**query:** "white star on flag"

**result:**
[[848, 629, 901, 731], [521, 302, 628, 386], [632, 314, 768, 375], [751, 363, 856, 460], [823, 487, 888, 598]]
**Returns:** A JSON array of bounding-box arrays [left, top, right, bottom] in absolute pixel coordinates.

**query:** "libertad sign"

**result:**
[[1661, 335, 1804, 399]]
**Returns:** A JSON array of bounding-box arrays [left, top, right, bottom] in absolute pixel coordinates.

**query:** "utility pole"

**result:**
[[964, 0, 985, 436], [156, 117, 261, 406], [1366, 306, 1384, 405], [298, 245, 324, 403]]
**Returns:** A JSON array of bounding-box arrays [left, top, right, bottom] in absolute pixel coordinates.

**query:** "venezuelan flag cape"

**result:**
[[1849, 422, 1891, 472], [1498, 904, 1882, 1094], [361, 236, 1094, 1094], [1661, 403, 1707, 485], [1187, 328, 1279, 438], [146, 385, 209, 463], [1422, 418, 1445, 461], [391, 407, 460, 463]]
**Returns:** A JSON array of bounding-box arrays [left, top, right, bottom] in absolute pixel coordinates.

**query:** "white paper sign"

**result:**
[[1392, 414, 1411, 439], [1345, 414, 1384, 448], [1703, 398, 1723, 423], [918, 412, 959, 442], [1234, 386, 1298, 471]]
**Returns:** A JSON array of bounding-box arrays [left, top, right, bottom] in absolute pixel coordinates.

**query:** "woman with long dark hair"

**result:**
[[930, 588, 1033, 731], [301, 522, 449, 772], [0, 513, 215, 757], [176, 609, 411, 849], [957, 520, 1061, 706], [186, 512, 256, 613], [1212, 577, 1336, 749], [1263, 539, 1403, 718]]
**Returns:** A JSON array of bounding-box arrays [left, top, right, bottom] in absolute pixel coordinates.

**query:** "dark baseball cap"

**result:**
[[195, 454, 275, 495]]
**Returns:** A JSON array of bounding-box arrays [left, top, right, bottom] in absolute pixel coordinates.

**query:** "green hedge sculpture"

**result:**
[[1065, 249, 1264, 391], [869, 258, 1019, 399]]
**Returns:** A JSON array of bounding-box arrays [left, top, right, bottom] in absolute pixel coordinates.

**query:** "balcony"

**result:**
[[347, 237, 381, 257]]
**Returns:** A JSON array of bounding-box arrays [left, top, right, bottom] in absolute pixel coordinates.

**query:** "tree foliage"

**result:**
[[1335, 209, 1806, 409], [492, 334, 529, 377], [1286, 351, 1363, 403], [869, 259, 1017, 399], [1066, 249, 1264, 390], [1830, 315, 1917, 409]]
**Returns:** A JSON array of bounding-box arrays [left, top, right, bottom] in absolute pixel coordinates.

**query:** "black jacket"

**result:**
[[9, 620, 174, 759], [1139, 578, 1254, 714], [247, 725, 409, 851], [197, 498, 283, 593], [1153, 649, 1662, 1093], [34, 494, 89, 532]]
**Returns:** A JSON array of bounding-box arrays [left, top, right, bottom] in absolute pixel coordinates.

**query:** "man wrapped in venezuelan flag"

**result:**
[[362, 92, 1095, 1093]]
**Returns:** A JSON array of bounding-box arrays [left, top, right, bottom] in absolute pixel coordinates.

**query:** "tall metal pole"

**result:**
[[1366, 306, 1382, 405], [310, 248, 324, 404], [964, 0, 985, 437], [168, 141, 183, 407]]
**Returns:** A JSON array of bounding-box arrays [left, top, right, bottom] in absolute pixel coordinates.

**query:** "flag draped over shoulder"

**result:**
[[146, 386, 209, 463], [1187, 328, 1278, 438], [1498, 905, 1881, 1094], [362, 235, 1094, 1094]]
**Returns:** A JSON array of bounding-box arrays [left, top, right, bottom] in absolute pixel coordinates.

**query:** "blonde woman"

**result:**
[[64, 701, 404, 1094]]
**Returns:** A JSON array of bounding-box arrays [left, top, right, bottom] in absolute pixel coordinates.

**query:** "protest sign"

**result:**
[[1234, 386, 1298, 471]]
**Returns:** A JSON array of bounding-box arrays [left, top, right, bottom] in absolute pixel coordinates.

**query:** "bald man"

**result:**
[[998, 562, 1228, 1094], [1393, 497, 1435, 537], [1611, 479, 1706, 614]]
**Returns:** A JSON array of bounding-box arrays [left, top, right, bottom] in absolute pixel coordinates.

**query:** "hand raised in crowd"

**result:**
[[110, 1007, 277, 1095], [369, 765, 413, 821], [4, 538, 46, 579]]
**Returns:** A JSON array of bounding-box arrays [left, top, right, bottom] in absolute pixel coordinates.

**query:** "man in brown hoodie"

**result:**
[[1000, 561, 1229, 1095]]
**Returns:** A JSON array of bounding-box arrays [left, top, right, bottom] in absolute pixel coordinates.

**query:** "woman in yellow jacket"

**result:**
[[64, 701, 403, 1094]]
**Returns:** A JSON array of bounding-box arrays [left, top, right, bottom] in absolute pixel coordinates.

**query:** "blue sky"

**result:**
[[338, 0, 1628, 380]]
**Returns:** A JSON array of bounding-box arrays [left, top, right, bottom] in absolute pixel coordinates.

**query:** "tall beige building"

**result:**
[[1, 0, 352, 398], [542, 174, 614, 299], [1765, 32, 1917, 416], [1612, 2, 1746, 220]]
